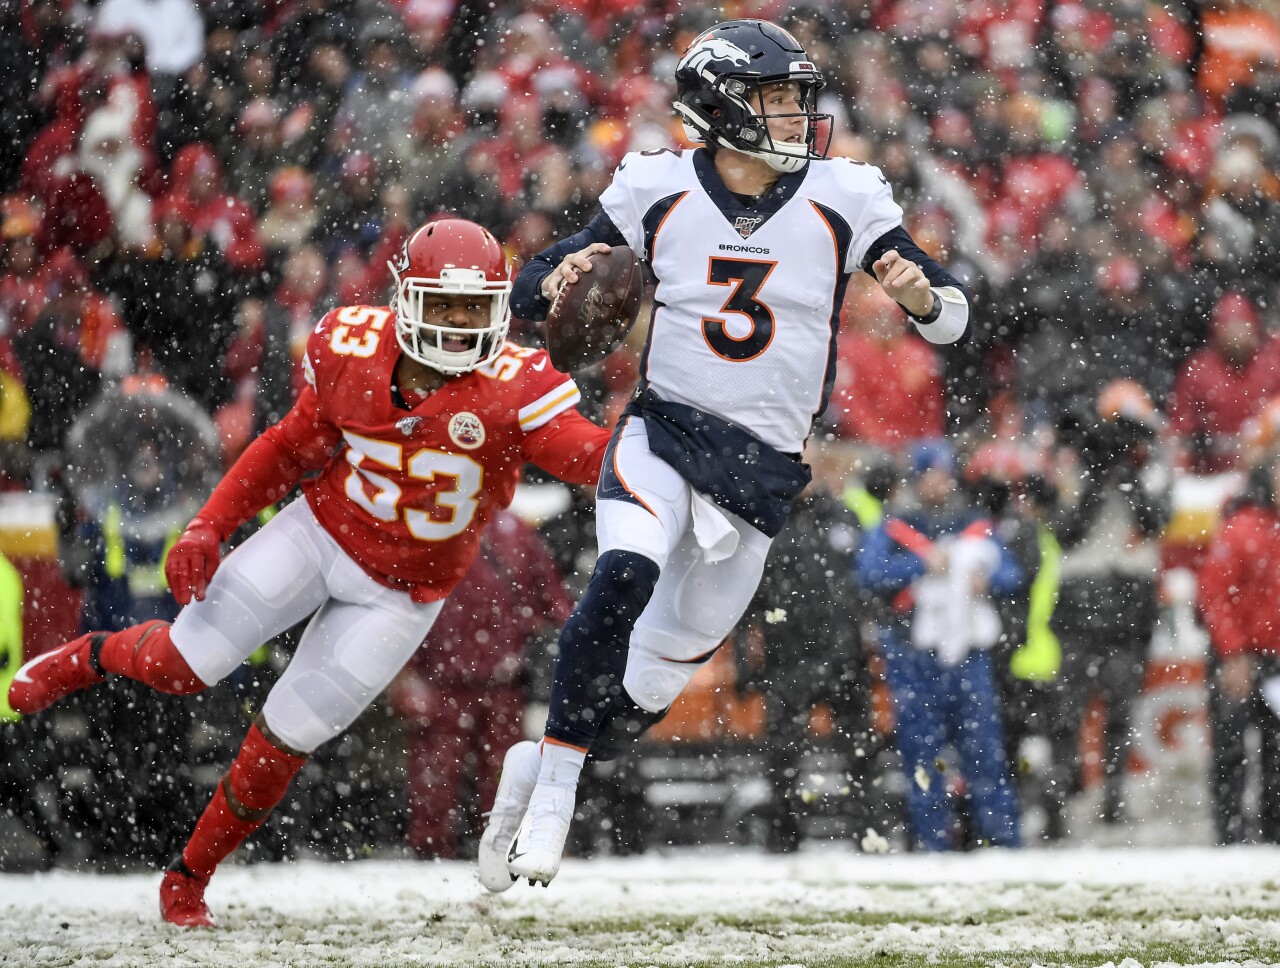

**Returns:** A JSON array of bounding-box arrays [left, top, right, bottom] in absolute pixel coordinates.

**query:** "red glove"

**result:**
[[165, 518, 224, 606]]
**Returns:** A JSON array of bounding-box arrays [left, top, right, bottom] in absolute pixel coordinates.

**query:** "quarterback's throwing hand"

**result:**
[[873, 249, 934, 317], [541, 243, 612, 302], [164, 519, 223, 606]]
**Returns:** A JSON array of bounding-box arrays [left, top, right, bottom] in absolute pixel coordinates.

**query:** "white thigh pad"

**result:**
[[262, 595, 442, 753], [596, 418, 691, 568], [171, 500, 331, 685], [672, 519, 770, 638], [622, 524, 772, 711]]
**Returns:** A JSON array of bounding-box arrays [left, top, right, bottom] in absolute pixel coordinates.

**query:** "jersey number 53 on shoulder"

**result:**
[[330, 306, 392, 357]]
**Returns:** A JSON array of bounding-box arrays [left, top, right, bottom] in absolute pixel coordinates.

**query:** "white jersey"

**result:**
[[600, 148, 904, 453]]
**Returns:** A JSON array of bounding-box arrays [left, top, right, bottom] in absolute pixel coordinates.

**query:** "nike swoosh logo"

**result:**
[[13, 650, 66, 685], [531, 359, 546, 371]]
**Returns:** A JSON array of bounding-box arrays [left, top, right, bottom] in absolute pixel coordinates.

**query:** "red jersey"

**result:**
[[266, 304, 609, 602]]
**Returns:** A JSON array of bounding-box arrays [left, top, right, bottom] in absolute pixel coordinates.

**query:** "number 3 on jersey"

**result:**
[[701, 257, 778, 362], [343, 432, 483, 541]]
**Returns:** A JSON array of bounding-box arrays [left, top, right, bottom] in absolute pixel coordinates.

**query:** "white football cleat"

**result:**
[[506, 781, 577, 887], [477, 741, 542, 893]]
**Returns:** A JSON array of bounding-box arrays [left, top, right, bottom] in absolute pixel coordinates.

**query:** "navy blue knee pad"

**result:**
[[545, 549, 660, 750], [590, 692, 671, 762]]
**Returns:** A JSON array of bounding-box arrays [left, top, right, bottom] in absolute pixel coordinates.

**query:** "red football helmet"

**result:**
[[388, 219, 513, 373]]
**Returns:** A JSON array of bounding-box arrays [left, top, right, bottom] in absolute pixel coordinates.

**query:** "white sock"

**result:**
[[537, 740, 586, 789]]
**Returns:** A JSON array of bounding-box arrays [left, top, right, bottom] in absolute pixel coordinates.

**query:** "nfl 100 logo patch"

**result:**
[[733, 215, 763, 239]]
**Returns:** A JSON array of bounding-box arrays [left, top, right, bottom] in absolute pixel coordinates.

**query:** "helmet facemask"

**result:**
[[389, 265, 512, 374], [676, 75, 830, 174]]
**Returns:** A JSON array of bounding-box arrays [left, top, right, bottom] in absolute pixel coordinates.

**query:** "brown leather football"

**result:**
[[540, 245, 643, 372]]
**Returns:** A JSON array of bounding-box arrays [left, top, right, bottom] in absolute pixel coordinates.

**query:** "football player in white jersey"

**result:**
[[479, 18, 970, 889]]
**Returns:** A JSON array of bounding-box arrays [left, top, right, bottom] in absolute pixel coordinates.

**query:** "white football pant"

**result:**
[[597, 416, 773, 713], [170, 499, 442, 753]]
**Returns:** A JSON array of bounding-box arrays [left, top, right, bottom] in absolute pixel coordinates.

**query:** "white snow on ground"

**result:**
[[3, 846, 1280, 967]]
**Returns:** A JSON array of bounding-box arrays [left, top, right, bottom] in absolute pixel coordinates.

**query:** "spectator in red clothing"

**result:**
[[486, 95, 555, 201], [272, 243, 330, 394], [1168, 291, 1280, 473], [0, 198, 49, 335], [21, 64, 106, 201], [37, 169, 115, 261], [77, 101, 154, 247], [955, 0, 1045, 76], [165, 142, 265, 275], [392, 510, 573, 858], [1198, 453, 1280, 843], [257, 166, 320, 268], [1197, 0, 1280, 110], [993, 93, 1083, 245], [827, 279, 944, 451]]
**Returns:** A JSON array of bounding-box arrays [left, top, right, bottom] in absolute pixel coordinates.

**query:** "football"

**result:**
[[540, 245, 643, 372]]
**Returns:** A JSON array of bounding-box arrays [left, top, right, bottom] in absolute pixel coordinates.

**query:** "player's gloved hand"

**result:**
[[165, 518, 224, 606]]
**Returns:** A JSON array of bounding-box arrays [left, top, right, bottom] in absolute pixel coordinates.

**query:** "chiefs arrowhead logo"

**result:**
[[448, 412, 485, 450]]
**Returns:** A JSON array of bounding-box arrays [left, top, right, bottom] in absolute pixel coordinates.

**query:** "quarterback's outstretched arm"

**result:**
[[863, 226, 970, 346], [510, 211, 627, 321]]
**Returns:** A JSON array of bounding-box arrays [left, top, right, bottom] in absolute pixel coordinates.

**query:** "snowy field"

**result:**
[[4, 846, 1280, 967]]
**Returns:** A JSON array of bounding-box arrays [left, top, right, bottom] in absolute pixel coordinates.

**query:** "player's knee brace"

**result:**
[[546, 549, 660, 748], [590, 692, 671, 762]]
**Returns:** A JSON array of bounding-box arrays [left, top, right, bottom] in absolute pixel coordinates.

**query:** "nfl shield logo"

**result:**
[[733, 216, 763, 239]]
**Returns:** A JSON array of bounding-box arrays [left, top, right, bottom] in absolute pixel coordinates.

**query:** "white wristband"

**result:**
[[911, 286, 968, 345]]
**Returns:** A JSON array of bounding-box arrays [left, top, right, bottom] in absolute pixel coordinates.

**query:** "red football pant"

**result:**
[[182, 722, 308, 880], [405, 685, 523, 858], [98, 621, 206, 695]]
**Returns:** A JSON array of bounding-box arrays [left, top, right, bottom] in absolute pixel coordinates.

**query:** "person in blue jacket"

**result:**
[[855, 440, 1023, 851]]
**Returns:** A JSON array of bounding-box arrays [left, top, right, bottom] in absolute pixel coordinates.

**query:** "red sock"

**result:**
[[97, 621, 206, 695], [181, 723, 308, 880]]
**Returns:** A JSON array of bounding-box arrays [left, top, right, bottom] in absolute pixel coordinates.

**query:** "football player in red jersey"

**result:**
[[8, 219, 610, 927]]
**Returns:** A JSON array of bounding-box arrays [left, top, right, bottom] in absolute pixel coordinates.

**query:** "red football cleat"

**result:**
[[8, 633, 108, 714], [160, 858, 215, 928]]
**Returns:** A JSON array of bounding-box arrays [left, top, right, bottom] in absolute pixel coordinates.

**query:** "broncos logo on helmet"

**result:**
[[679, 36, 752, 76]]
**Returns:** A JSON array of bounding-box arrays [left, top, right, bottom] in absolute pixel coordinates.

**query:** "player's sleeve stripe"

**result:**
[[302, 353, 316, 388], [519, 382, 580, 431]]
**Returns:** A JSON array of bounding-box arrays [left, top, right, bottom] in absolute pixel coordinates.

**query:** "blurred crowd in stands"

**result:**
[[2, 0, 1280, 865]]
